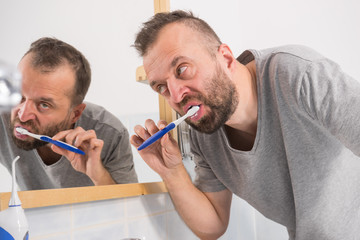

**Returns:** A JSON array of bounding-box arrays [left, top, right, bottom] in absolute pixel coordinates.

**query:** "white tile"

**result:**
[[127, 214, 166, 240], [165, 211, 198, 240], [72, 221, 127, 240], [25, 205, 72, 237], [30, 232, 72, 240], [72, 198, 126, 228], [126, 193, 167, 218]]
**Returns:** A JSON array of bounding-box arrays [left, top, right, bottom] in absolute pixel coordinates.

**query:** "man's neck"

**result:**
[[37, 145, 62, 165], [223, 60, 258, 151], [226, 60, 258, 134], [224, 125, 256, 151]]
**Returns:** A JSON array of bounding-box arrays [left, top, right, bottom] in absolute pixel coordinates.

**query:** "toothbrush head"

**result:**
[[186, 105, 200, 117], [15, 127, 27, 134]]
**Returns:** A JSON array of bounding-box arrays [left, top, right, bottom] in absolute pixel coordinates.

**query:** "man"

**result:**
[[130, 10, 360, 240], [0, 37, 138, 190]]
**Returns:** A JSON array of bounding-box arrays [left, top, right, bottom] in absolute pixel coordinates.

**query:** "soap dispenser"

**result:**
[[0, 156, 29, 240]]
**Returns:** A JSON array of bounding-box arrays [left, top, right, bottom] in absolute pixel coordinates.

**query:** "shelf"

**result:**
[[136, 65, 148, 84], [0, 181, 167, 211]]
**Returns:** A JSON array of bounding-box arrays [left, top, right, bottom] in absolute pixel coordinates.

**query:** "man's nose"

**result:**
[[17, 101, 36, 122], [167, 78, 190, 104]]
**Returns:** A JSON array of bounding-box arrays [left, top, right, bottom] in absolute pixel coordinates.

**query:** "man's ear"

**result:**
[[218, 43, 236, 71], [70, 103, 86, 124]]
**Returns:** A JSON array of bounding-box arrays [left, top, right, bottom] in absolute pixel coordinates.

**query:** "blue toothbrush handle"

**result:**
[[137, 123, 176, 151], [40, 136, 85, 155]]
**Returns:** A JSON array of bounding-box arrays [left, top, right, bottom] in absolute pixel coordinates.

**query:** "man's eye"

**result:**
[[39, 103, 50, 109], [176, 66, 187, 76], [158, 85, 168, 95]]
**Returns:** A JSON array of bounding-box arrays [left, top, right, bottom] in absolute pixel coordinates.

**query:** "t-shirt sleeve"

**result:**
[[103, 127, 138, 184], [190, 128, 227, 192], [79, 104, 139, 184], [300, 58, 360, 156]]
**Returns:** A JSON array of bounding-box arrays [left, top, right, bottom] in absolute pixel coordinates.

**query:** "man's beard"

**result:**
[[183, 64, 239, 134], [10, 113, 73, 151]]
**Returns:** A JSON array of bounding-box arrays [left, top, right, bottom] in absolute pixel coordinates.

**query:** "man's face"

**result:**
[[10, 54, 77, 150], [144, 23, 238, 134], [182, 64, 238, 133]]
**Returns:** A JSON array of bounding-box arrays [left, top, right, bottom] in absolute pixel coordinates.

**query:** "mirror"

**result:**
[[1, 0, 359, 192], [0, 0, 161, 192]]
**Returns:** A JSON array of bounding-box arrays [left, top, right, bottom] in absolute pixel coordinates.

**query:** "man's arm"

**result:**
[[165, 164, 232, 239], [131, 119, 232, 239]]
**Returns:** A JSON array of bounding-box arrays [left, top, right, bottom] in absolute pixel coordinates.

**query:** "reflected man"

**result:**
[[0, 37, 138, 190]]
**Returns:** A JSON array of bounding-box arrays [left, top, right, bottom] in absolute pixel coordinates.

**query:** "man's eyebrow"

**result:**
[[150, 80, 157, 88], [171, 56, 184, 68], [149, 56, 187, 88], [38, 97, 55, 104]]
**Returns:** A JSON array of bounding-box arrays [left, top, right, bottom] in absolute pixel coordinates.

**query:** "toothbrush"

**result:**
[[138, 106, 200, 151], [16, 127, 85, 155]]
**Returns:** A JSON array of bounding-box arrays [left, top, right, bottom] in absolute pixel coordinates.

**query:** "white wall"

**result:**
[[171, 0, 360, 79]]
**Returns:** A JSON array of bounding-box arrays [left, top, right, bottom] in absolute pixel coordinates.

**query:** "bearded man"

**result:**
[[1, 37, 137, 190]]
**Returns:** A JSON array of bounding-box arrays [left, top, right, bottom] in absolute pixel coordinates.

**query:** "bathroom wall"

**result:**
[[171, 0, 360, 79], [25, 193, 190, 240], [23, 192, 288, 240]]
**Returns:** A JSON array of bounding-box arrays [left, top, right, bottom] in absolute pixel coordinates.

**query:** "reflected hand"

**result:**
[[51, 126, 114, 185]]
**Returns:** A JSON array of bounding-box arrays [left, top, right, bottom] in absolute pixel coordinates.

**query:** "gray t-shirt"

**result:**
[[190, 45, 360, 239], [0, 102, 138, 190]]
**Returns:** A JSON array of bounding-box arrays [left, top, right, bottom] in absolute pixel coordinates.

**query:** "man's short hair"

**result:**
[[25, 37, 91, 106], [134, 10, 222, 57]]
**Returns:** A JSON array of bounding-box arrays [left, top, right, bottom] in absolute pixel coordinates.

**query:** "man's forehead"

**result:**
[[146, 23, 196, 54], [144, 52, 186, 78]]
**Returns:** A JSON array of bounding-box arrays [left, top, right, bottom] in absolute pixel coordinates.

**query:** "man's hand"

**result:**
[[51, 126, 115, 185], [130, 119, 182, 180]]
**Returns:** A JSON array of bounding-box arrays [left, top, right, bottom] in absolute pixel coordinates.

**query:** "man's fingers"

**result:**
[[130, 134, 144, 147], [144, 119, 160, 135]]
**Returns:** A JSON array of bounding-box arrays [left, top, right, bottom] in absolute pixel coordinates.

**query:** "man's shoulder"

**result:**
[[77, 102, 127, 133], [240, 45, 326, 65]]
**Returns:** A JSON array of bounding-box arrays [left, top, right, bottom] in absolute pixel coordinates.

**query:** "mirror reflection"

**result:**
[[0, 0, 161, 192]]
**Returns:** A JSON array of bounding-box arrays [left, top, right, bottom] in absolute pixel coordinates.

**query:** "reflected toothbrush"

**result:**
[[138, 106, 200, 151], [15, 127, 85, 155]]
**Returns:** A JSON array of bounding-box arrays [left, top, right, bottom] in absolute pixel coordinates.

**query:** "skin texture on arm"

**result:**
[[165, 164, 232, 239], [131, 119, 232, 239]]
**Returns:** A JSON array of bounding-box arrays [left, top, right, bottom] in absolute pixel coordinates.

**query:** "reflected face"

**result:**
[[144, 23, 238, 133], [10, 53, 77, 150]]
